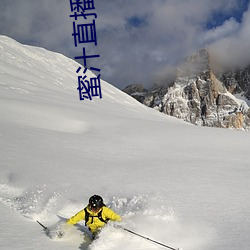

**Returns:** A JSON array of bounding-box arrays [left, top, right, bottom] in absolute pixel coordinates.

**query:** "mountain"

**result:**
[[123, 49, 250, 130], [1, 36, 250, 250], [217, 66, 250, 100]]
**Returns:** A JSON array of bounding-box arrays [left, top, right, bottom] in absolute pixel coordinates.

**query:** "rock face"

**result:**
[[123, 84, 147, 103], [218, 66, 250, 100], [123, 49, 250, 130]]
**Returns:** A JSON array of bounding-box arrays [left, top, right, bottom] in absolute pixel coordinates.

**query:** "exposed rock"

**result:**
[[123, 84, 147, 95], [217, 66, 250, 99], [123, 49, 250, 130], [123, 84, 147, 103]]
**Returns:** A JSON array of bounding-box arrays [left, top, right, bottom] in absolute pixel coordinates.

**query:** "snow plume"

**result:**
[[0, 181, 213, 250], [0, 182, 64, 221]]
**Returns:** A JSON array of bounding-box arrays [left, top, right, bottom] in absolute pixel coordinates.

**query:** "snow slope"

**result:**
[[0, 35, 250, 250]]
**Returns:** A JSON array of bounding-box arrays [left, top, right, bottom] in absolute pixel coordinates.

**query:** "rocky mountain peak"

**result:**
[[123, 49, 250, 130], [177, 49, 210, 78]]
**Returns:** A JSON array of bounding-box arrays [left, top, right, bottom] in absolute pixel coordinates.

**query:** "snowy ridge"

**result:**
[[0, 36, 146, 109], [1, 36, 250, 250]]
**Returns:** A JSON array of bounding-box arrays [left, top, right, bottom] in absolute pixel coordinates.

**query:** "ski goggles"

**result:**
[[89, 204, 101, 212]]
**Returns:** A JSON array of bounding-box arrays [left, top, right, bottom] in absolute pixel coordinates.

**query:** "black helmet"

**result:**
[[89, 195, 104, 210]]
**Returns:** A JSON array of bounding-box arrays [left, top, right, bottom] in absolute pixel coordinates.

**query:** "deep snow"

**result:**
[[0, 35, 250, 250]]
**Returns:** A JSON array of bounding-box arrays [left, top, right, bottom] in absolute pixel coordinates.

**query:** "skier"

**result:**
[[66, 194, 122, 239]]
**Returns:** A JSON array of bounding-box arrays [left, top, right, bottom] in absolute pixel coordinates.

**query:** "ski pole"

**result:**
[[122, 227, 180, 250], [37, 220, 48, 231]]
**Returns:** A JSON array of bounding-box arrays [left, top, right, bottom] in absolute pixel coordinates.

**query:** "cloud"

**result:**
[[209, 3, 250, 69], [93, 0, 249, 87], [0, 0, 74, 56], [0, 0, 249, 89], [200, 18, 240, 45]]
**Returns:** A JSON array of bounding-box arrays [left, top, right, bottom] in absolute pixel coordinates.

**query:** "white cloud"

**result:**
[[209, 5, 250, 68], [0, 0, 249, 88], [200, 17, 240, 45]]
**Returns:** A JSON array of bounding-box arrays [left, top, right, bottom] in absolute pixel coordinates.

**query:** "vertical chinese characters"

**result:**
[[69, 0, 102, 100], [76, 67, 102, 101]]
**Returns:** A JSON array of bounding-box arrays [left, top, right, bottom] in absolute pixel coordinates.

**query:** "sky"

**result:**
[[0, 0, 249, 89]]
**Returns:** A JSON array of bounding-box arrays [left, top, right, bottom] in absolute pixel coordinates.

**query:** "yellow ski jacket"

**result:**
[[67, 206, 121, 233]]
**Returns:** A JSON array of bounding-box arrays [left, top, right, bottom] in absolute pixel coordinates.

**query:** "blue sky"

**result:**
[[0, 0, 249, 89], [206, 0, 249, 29]]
